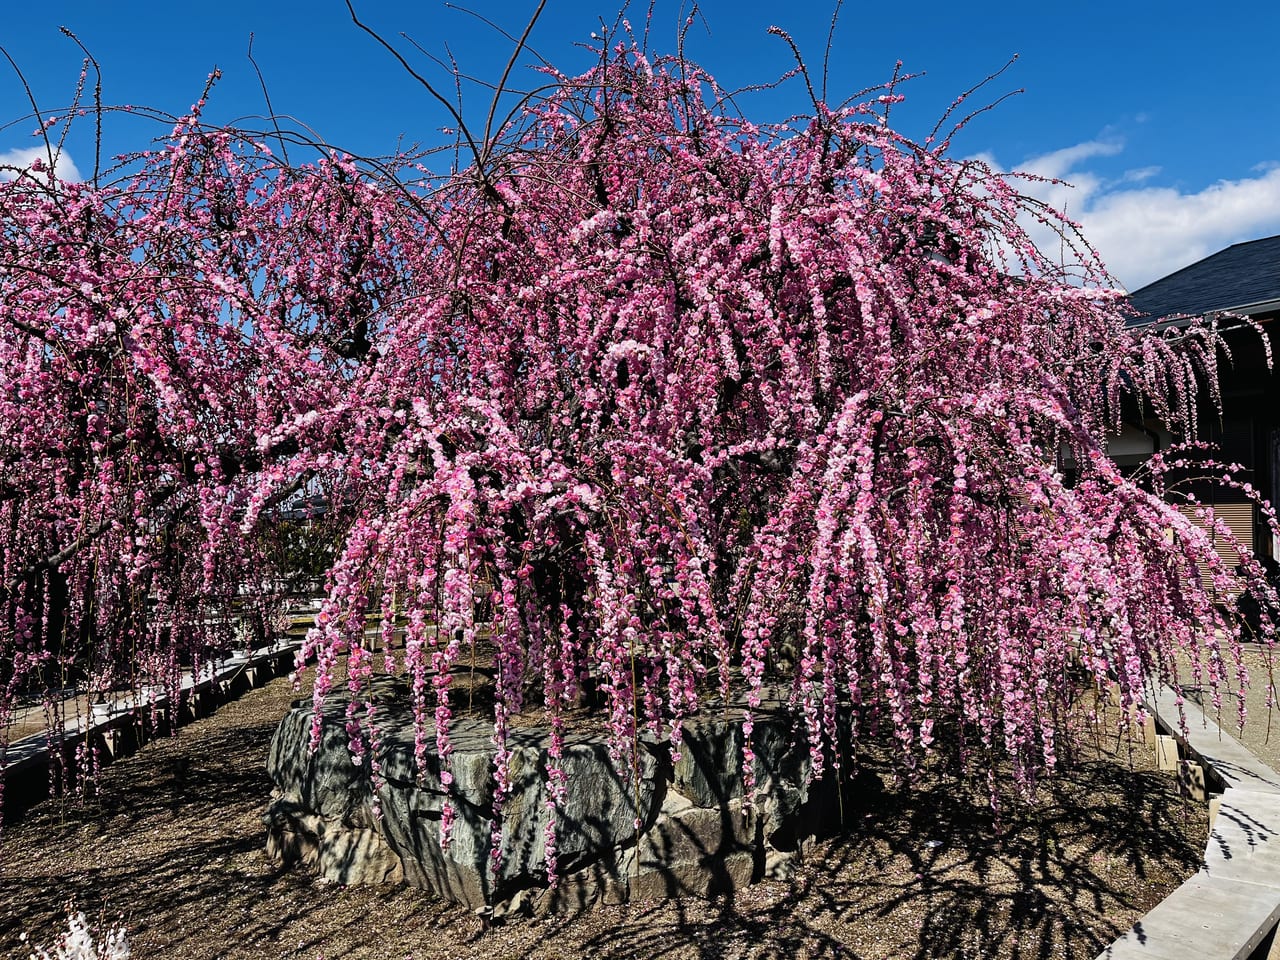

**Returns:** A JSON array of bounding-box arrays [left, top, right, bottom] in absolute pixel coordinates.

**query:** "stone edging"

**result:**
[[1097, 684, 1280, 959]]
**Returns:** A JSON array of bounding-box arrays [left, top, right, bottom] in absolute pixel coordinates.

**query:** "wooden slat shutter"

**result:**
[[1178, 501, 1255, 590]]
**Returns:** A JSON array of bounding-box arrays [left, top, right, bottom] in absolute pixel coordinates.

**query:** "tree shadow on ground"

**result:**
[[0, 703, 453, 959], [558, 745, 1203, 960], [1, 675, 1205, 960]]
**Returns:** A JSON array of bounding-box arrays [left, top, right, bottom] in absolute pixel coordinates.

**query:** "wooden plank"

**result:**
[[1, 638, 302, 787], [1098, 875, 1280, 959], [1097, 683, 1280, 959], [1148, 685, 1280, 793], [1202, 789, 1280, 888], [1179, 759, 1208, 802]]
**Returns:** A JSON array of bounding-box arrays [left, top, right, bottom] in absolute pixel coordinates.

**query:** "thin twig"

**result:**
[[480, 0, 549, 167], [928, 56, 1020, 149], [58, 28, 103, 186], [343, 0, 487, 180], [443, 3, 553, 70], [767, 26, 820, 117], [0, 45, 61, 187], [246, 32, 291, 165], [821, 0, 844, 105]]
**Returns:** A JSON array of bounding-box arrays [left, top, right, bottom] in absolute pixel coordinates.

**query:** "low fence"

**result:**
[[1, 634, 304, 822]]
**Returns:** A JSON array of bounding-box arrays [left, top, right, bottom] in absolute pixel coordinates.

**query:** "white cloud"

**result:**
[[1120, 166, 1161, 185], [1018, 140, 1123, 180], [1082, 169, 1280, 290], [980, 140, 1280, 290], [0, 146, 82, 184]]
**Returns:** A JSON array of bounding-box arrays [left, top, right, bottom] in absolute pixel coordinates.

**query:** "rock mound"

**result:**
[[264, 692, 844, 916]]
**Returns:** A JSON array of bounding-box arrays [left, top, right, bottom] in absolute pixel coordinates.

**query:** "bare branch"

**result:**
[[928, 56, 1021, 150], [821, 0, 843, 105], [58, 28, 103, 187], [247, 32, 291, 165], [0, 44, 62, 191], [481, 0, 549, 164], [767, 25, 820, 118], [443, 4, 553, 70], [343, 0, 487, 179]]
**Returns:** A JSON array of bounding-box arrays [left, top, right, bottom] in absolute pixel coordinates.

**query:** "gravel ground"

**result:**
[[0, 674, 1209, 960], [1181, 645, 1280, 766]]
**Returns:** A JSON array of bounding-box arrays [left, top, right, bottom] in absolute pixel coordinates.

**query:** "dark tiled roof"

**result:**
[[1128, 235, 1280, 320]]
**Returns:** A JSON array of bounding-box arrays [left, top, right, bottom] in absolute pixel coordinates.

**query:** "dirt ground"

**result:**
[[0, 674, 1207, 960]]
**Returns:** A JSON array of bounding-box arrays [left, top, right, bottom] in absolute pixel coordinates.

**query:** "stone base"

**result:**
[[264, 692, 844, 916], [265, 796, 405, 885]]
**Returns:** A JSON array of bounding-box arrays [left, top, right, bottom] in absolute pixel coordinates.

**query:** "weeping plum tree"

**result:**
[[0, 73, 407, 771], [1, 28, 1276, 839], [298, 42, 1280, 820]]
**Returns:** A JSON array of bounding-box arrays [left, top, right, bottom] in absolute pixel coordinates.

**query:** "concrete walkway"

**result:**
[[1098, 670, 1280, 959]]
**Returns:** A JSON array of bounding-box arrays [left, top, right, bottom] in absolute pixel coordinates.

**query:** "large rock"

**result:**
[[265, 690, 844, 915], [672, 709, 818, 846]]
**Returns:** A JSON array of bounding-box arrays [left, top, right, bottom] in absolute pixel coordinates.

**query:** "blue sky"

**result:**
[[2, 1, 1279, 289]]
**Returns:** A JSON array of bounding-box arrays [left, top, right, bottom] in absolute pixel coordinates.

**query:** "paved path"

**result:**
[[1098, 661, 1280, 959]]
